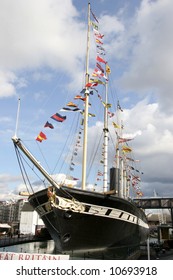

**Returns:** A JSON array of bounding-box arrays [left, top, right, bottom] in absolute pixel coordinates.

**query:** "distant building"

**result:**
[[20, 202, 44, 235], [0, 199, 45, 235], [0, 199, 26, 224]]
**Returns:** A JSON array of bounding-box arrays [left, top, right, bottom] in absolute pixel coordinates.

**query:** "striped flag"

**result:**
[[51, 113, 66, 122], [36, 131, 47, 142]]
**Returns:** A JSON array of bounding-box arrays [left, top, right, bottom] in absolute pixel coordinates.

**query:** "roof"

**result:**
[[21, 202, 34, 212], [0, 223, 11, 228]]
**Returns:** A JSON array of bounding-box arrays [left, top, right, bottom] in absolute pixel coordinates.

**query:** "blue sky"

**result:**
[[1, 0, 173, 201]]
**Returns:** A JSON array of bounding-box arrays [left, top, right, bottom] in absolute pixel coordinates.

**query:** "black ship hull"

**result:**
[[29, 186, 149, 258]]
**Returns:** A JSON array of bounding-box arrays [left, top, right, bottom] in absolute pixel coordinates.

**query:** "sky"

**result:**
[[1, 0, 173, 201]]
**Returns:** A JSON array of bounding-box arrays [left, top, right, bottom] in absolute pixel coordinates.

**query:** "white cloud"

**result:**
[[81, 99, 173, 196], [0, 71, 17, 98], [0, 0, 89, 96], [0, 0, 85, 72], [116, 0, 173, 113], [0, 174, 23, 200], [118, 99, 173, 196]]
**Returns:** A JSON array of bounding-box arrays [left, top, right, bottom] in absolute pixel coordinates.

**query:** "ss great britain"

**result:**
[[12, 3, 149, 259]]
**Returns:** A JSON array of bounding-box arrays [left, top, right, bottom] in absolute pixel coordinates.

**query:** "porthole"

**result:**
[[64, 210, 72, 219], [62, 233, 71, 243]]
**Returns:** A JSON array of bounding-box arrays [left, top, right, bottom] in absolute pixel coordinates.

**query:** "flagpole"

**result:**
[[103, 64, 109, 192], [14, 97, 21, 138], [82, 3, 90, 190]]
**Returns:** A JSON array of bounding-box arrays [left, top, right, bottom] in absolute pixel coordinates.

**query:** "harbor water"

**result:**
[[0, 240, 56, 255], [1, 236, 173, 259], [0, 238, 141, 259]]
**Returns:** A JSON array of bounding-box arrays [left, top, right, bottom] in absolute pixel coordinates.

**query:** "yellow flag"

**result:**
[[122, 146, 132, 153], [102, 102, 112, 108], [112, 122, 121, 129], [106, 64, 111, 74], [67, 102, 77, 107]]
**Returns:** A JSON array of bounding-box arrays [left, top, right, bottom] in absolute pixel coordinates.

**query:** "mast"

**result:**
[[82, 3, 90, 190], [103, 65, 109, 192], [114, 103, 121, 196], [120, 158, 124, 198]]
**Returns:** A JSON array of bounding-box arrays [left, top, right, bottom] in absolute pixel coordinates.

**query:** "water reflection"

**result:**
[[0, 240, 56, 254]]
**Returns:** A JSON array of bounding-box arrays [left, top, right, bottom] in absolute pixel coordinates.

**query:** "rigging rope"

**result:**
[[14, 145, 32, 194]]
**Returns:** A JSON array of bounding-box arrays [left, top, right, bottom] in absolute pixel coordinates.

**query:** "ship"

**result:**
[[12, 3, 149, 259]]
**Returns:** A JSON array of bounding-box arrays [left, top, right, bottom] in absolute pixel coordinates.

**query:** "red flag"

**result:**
[[36, 131, 47, 142], [118, 137, 133, 144], [85, 82, 98, 87], [96, 56, 107, 64], [94, 32, 104, 39]]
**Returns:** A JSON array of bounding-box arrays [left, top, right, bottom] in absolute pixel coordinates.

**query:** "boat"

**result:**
[[12, 3, 149, 259]]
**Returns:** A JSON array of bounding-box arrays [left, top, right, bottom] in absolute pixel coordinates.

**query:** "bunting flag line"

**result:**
[[117, 101, 123, 112], [108, 111, 115, 118], [106, 64, 111, 74], [96, 55, 107, 64], [80, 111, 96, 117], [95, 39, 103, 45], [90, 21, 98, 30], [118, 137, 133, 144], [126, 157, 140, 162], [92, 68, 107, 80], [96, 178, 102, 181], [96, 49, 105, 56], [66, 175, 79, 181], [96, 63, 104, 73], [34, 8, 113, 156], [94, 31, 104, 39], [51, 113, 66, 122], [122, 146, 132, 153], [102, 101, 112, 108], [60, 107, 81, 112], [128, 166, 143, 174], [132, 174, 141, 182], [66, 102, 78, 107], [44, 121, 54, 129], [97, 45, 105, 51], [97, 93, 114, 114], [36, 131, 47, 142], [136, 191, 143, 197], [80, 88, 86, 94], [90, 9, 99, 23], [90, 78, 105, 85], [85, 82, 98, 87], [88, 113, 96, 117], [112, 122, 121, 129], [74, 95, 86, 101], [97, 171, 103, 176]]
